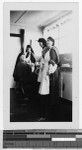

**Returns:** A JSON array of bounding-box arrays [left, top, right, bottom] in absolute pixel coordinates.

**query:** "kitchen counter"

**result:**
[[59, 67, 72, 72]]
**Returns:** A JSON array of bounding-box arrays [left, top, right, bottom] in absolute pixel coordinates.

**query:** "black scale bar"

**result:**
[[3, 130, 82, 148]]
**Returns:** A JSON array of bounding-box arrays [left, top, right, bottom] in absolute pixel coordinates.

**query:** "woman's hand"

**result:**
[[31, 63, 35, 72], [48, 64, 57, 74]]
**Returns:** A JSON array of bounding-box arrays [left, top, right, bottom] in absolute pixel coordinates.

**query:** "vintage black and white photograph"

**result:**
[[3, 3, 79, 128], [10, 10, 73, 122]]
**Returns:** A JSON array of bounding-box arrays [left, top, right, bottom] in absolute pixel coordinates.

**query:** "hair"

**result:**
[[25, 45, 34, 54], [47, 37, 55, 46], [38, 38, 47, 47]]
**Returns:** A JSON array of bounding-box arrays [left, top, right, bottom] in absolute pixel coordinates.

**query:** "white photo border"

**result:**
[[3, 2, 79, 129]]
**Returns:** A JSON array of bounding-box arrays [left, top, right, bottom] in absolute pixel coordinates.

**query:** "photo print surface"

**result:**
[[3, 2, 79, 129]]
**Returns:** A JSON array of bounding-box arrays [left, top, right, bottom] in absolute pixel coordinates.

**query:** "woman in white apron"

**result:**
[[37, 38, 49, 120]]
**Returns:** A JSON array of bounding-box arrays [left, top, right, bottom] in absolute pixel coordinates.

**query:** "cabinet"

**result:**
[[59, 70, 72, 101]]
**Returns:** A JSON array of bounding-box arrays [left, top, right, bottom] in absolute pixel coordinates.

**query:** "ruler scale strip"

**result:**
[[3, 130, 82, 148]]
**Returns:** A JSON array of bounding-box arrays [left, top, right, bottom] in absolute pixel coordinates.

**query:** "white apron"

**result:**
[[38, 50, 50, 95]]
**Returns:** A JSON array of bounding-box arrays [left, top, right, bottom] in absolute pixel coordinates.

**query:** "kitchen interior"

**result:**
[[10, 10, 73, 122]]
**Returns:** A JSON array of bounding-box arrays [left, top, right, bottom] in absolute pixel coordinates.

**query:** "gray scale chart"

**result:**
[[3, 130, 82, 149]]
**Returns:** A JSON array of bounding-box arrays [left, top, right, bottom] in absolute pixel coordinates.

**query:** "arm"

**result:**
[[49, 48, 59, 65], [49, 48, 59, 74], [31, 53, 36, 63]]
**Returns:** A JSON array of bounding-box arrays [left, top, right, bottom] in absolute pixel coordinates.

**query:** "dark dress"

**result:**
[[49, 46, 59, 105], [13, 52, 36, 98], [38, 46, 59, 119]]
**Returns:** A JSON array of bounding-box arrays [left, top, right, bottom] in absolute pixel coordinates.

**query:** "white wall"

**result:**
[[10, 24, 23, 88], [59, 19, 74, 54], [25, 26, 42, 57], [43, 13, 73, 54]]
